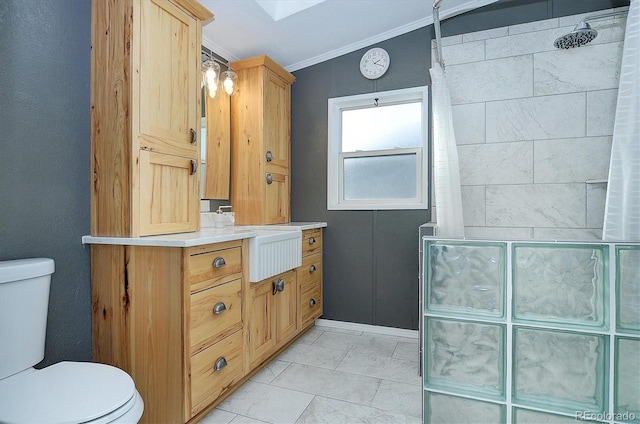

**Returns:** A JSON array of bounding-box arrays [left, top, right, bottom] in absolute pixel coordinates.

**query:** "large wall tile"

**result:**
[[534, 137, 612, 183], [586, 183, 607, 229], [447, 56, 533, 105], [533, 228, 603, 241], [459, 142, 533, 185], [486, 27, 569, 59], [440, 40, 485, 66], [464, 226, 534, 240], [587, 89, 618, 136], [461, 185, 486, 226], [486, 93, 586, 142], [452, 103, 486, 145], [463, 27, 509, 42], [534, 42, 623, 95], [508, 18, 559, 35], [486, 184, 586, 227]]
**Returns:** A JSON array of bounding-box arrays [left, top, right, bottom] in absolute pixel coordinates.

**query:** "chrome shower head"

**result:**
[[554, 20, 598, 49]]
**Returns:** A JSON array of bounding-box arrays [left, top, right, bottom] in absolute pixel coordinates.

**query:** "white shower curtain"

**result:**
[[429, 62, 465, 238], [603, 0, 640, 241]]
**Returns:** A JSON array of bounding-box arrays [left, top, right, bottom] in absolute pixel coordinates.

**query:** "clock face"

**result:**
[[360, 48, 390, 79]]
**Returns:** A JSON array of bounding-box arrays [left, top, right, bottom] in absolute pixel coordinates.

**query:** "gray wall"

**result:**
[[0, 0, 92, 366], [0, 0, 628, 366], [289, 0, 629, 330]]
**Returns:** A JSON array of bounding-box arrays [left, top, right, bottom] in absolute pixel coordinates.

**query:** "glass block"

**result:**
[[615, 337, 640, 422], [425, 391, 505, 424], [513, 243, 608, 329], [616, 246, 640, 333], [424, 317, 505, 399], [513, 327, 608, 414], [513, 407, 602, 423], [426, 241, 506, 319]]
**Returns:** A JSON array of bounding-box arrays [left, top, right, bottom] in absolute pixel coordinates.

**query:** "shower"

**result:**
[[555, 9, 628, 48]]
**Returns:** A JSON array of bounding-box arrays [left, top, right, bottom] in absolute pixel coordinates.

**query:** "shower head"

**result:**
[[554, 20, 598, 49]]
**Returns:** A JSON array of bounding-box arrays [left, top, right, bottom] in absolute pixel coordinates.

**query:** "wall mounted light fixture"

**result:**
[[201, 50, 238, 98]]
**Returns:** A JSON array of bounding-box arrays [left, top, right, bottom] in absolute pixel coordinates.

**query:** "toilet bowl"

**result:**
[[0, 258, 144, 424]]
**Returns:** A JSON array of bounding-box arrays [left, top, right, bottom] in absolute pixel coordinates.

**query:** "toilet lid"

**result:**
[[0, 361, 137, 424]]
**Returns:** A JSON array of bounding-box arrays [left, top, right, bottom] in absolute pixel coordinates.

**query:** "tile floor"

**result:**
[[200, 324, 422, 424]]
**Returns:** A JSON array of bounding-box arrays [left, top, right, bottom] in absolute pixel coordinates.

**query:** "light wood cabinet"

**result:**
[[91, 239, 247, 424], [297, 229, 323, 328], [90, 0, 212, 237], [246, 269, 298, 368], [230, 55, 296, 225]]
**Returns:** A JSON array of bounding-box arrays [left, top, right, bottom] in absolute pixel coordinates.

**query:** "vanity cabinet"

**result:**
[[90, 0, 212, 237], [230, 55, 296, 225], [246, 269, 298, 368], [91, 239, 247, 424], [297, 229, 323, 328]]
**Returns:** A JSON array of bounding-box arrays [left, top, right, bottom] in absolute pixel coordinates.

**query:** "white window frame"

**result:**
[[327, 86, 429, 210]]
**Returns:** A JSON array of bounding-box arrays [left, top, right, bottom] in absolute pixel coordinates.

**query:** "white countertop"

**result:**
[[82, 222, 327, 247]]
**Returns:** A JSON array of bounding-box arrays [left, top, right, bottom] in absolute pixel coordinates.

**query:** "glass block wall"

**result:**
[[423, 240, 640, 424]]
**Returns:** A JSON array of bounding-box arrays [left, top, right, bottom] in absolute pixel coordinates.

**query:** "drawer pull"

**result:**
[[309, 264, 316, 273], [272, 278, 285, 295], [309, 237, 316, 244], [309, 298, 316, 307], [190, 128, 197, 143], [213, 357, 227, 372], [266, 151, 273, 162], [212, 257, 226, 268], [212, 302, 227, 315], [190, 159, 198, 175], [266, 173, 273, 184]]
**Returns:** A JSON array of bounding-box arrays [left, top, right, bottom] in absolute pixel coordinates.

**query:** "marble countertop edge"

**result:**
[[82, 222, 327, 247]]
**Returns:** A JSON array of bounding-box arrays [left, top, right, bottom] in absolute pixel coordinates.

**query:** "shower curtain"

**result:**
[[429, 62, 465, 238], [603, 0, 640, 241]]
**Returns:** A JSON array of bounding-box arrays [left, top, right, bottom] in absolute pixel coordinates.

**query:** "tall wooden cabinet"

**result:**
[[90, 0, 212, 237], [230, 55, 296, 225]]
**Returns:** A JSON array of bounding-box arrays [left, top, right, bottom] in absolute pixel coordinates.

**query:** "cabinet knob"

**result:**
[[212, 302, 227, 315], [309, 264, 316, 273], [266, 173, 273, 184], [213, 357, 228, 372], [190, 160, 198, 175], [190, 128, 197, 144], [266, 151, 273, 162], [212, 256, 226, 268], [309, 237, 316, 245], [309, 298, 316, 307], [272, 278, 285, 295]]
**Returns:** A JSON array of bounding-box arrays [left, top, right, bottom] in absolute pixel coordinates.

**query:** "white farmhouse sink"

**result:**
[[249, 230, 302, 282]]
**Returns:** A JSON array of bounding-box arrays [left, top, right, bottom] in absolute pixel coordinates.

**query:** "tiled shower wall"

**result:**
[[433, 7, 629, 241]]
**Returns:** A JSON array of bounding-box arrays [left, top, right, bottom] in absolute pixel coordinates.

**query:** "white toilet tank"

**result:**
[[0, 258, 55, 379]]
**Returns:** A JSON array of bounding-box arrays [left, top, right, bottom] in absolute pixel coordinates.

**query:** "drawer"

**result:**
[[189, 246, 242, 291], [300, 284, 322, 326], [302, 229, 322, 257], [190, 330, 244, 416], [190, 278, 242, 354], [298, 253, 322, 293]]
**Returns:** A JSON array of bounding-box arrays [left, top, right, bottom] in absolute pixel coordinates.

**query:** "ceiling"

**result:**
[[200, 0, 499, 72]]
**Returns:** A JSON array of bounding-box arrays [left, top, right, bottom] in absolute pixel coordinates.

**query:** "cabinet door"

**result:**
[[139, 149, 198, 235], [264, 70, 290, 175], [247, 279, 277, 368], [138, 0, 199, 159], [265, 172, 289, 224], [276, 271, 298, 344]]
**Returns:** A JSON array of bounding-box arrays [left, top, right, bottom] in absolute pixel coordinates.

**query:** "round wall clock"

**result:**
[[360, 47, 390, 79]]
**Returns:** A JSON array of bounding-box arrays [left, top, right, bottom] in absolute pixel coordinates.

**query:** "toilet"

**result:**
[[0, 258, 144, 424]]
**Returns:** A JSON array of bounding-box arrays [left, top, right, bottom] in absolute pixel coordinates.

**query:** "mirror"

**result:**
[[201, 90, 231, 200]]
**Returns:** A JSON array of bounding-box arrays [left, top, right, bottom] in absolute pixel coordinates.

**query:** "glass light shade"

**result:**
[[201, 60, 220, 98], [221, 70, 237, 95]]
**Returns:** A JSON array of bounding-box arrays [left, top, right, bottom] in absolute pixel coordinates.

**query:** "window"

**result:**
[[327, 86, 429, 210]]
